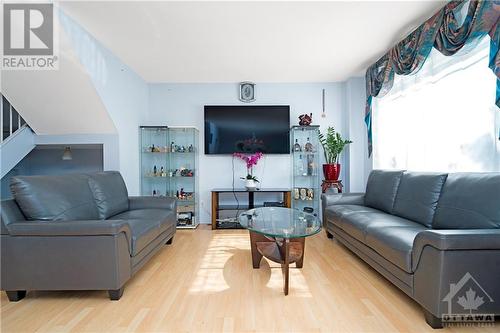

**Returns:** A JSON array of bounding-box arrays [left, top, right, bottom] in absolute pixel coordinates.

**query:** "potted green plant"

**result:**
[[319, 127, 352, 181]]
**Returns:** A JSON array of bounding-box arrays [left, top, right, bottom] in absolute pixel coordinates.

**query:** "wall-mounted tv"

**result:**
[[204, 105, 290, 154]]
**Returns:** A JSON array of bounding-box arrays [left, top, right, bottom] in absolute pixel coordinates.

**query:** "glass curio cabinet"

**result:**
[[290, 125, 320, 218], [140, 126, 199, 229]]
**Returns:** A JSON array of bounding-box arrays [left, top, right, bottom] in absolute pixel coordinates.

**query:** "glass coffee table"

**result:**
[[238, 207, 322, 295]]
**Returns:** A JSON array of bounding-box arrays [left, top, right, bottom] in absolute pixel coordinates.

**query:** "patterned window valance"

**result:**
[[365, 0, 500, 156]]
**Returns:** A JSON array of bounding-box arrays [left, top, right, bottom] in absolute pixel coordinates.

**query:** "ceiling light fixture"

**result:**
[[62, 146, 72, 160]]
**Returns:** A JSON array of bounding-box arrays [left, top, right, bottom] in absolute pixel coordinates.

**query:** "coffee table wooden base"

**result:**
[[249, 231, 305, 295]]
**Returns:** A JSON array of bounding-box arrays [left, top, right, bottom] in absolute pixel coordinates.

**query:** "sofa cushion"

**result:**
[[157, 211, 176, 233], [111, 209, 176, 255], [331, 207, 419, 243], [325, 204, 380, 223], [393, 172, 447, 227], [112, 209, 176, 231], [10, 174, 99, 221], [112, 209, 174, 225], [365, 224, 426, 273], [87, 171, 129, 219], [433, 173, 500, 229], [364, 170, 404, 213], [125, 219, 161, 256]]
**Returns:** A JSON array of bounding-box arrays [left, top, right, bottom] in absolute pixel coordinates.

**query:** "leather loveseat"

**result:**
[[1, 171, 176, 301], [322, 170, 500, 328]]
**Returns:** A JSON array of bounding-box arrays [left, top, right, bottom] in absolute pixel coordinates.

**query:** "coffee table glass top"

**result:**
[[238, 207, 321, 239]]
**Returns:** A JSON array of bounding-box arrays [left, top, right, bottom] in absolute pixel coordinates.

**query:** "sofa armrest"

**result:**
[[1, 200, 27, 235], [321, 193, 365, 208], [6, 219, 131, 239], [128, 196, 176, 211], [412, 229, 500, 271]]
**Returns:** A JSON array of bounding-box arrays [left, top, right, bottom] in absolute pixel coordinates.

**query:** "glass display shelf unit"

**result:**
[[290, 125, 321, 218], [140, 126, 199, 229]]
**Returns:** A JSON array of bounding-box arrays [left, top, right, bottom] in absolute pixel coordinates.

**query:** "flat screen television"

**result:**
[[204, 105, 290, 154]]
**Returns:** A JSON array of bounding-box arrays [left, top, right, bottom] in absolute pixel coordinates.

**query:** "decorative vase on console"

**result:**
[[319, 127, 352, 181], [233, 152, 264, 191]]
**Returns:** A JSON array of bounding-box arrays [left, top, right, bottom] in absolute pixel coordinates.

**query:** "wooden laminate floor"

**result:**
[[0, 226, 497, 333]]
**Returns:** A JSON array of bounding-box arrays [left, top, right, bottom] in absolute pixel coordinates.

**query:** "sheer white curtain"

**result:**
[[372, 37, 500, 172]]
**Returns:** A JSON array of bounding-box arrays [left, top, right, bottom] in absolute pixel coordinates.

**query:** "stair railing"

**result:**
[[1, 93, 28, 144]]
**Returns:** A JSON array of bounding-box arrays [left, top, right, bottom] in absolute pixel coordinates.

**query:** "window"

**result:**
[[372, 37, 499, 172]]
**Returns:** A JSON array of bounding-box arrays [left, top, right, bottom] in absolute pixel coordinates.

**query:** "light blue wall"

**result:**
[[344, 77, 372, 192], [59, 9, 148, 195], [1, 146, 103, 200], [53, 10, 369, 220], [148, 82, 349, 223]]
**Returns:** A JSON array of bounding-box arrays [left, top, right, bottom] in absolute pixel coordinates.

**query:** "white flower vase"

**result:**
[[245, 179, 257, 191]]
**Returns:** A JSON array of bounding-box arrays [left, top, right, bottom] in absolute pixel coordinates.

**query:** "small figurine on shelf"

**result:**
[[153, 165, 157, 176], [304, 137, 314, 152], [153, 189, 157, 196], [298, 113, 313, 126], [176, 188, 194, 201], [170, 142, 175, 152], [160, 166, 165, 177], [300, 188, 307, 200], [295, 155, 306, 176], [293, 139, 302, 152], [188, 144, 194, 152], [180, 168, 194, 177], [151, 144, 155, 153], [303, 207, 314, 214], [307, 188, 314, 200], [307, 154, 314, 176]]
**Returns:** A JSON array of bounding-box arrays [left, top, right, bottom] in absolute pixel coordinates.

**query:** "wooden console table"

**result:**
[[211, 188, 291, 229]]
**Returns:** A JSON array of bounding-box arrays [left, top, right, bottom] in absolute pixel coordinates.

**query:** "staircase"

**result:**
[[0, 94, 36, 178]]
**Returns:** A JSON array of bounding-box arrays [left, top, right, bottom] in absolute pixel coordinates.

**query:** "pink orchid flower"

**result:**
[[233, 152, 263, 170]]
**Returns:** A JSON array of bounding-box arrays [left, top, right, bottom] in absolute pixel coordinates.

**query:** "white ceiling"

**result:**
[[60, 0, 447, 83]]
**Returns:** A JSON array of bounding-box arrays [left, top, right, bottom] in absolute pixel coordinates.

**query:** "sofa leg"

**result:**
[[166, 236, 174, 245], [423, 308, 443, 329], [325, 230, 333, 239], [5, 290, 27, 302], [108, 287, 124, 301]]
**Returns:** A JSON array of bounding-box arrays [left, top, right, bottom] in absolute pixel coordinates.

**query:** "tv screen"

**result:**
[[204, 105, 290, 154]]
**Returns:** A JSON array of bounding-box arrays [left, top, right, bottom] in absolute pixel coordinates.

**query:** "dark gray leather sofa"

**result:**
[[1, 171, 176, 301], [322, 170, 500, 328]]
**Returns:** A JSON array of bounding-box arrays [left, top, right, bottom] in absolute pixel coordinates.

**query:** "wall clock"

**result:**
[[239, 82, 255, 102]]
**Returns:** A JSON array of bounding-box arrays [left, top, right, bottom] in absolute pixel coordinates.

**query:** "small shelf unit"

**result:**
[[290, 125, 321, 218], [140, 126, 199, 229]]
